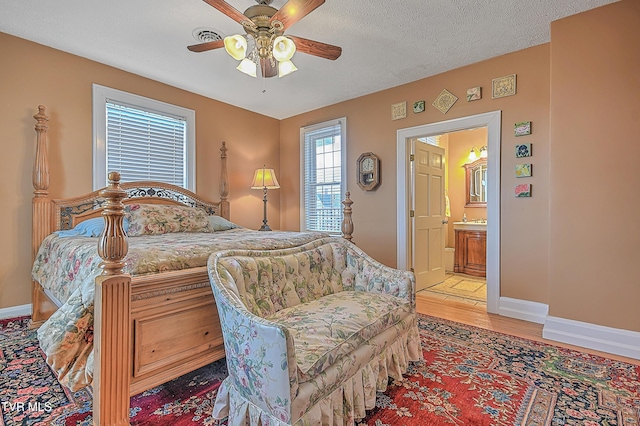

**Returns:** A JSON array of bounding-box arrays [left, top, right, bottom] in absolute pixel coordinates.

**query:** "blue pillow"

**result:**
[[56, 217, 129, 237], [207, 215, 240, 231]]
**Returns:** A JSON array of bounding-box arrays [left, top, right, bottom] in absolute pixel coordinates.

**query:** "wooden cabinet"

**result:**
[[454, 229, 486, 277]]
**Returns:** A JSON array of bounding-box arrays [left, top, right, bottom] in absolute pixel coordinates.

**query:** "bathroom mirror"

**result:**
[[464, 158, 487, 207]]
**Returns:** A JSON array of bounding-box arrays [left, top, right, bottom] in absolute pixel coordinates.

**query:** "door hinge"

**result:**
[[409, 210, 415, 217], [410, 154, 415, 161]]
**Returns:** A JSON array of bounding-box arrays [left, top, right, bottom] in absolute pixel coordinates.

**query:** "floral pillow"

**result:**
[[125, 203, 213, 236]]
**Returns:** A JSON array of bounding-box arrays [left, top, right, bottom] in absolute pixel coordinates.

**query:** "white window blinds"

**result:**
[[301, 119, 346, 234], [92, 84, 196, 190], [106, 102, 186, 186]]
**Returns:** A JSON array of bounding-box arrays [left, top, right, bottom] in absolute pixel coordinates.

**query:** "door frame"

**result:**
[[396, 111, 501, 313]]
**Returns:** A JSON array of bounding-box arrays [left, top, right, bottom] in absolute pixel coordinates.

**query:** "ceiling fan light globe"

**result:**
[[224, 35, 247, 60], [237, 58, 257, 78], [272, 36, 296, 61], [278, 59, 297, 77]]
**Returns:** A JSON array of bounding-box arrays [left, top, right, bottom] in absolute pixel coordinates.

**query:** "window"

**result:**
[[300, 118, 346, 234], [92, 84, 196, 190]]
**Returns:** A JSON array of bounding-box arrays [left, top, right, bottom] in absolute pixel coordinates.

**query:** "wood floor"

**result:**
[[416, 293, 640, 366]]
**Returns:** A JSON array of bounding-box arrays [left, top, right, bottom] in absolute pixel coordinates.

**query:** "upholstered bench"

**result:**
[[207, 237, 423, 425]]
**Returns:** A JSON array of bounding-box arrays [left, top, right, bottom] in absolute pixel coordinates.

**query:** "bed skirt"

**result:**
[[212, 319, 422, 425]]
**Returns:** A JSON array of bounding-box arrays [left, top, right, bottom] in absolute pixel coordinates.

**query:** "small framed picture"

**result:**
[[514, 121, 531, 136], [515, 164, 532, 178], [515, 183, 531, 197], [467, 86, 481, 101], [413, 100, 425, 113], [515, 143, 531, 158]]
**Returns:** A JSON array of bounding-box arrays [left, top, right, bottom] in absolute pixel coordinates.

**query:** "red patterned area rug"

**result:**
[[1, 315, 638, 425]]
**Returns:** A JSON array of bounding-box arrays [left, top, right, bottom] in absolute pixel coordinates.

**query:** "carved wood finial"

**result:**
[[341, 191, 354, 242], [33, 105, 50, 197], [98, 172, 129, 275]]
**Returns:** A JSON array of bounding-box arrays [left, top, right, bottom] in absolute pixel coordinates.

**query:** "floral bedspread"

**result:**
[[31, 228, 329, 391]]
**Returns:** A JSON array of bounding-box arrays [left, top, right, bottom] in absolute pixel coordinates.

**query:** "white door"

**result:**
[[411, 140, 446, 291]]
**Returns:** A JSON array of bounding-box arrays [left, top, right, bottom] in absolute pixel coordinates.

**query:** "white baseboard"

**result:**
[[543, 316, 640, 360], [0, 303, 32, 320], [498, 297, 548, 324]]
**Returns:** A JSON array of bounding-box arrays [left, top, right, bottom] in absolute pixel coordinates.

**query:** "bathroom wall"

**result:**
[[445, 128, 488, 247]]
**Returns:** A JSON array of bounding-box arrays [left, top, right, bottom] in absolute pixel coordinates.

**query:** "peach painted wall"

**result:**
[[280, 44, 551, 306], [548, 0, 640, 331], [0, 32, 279, 309]]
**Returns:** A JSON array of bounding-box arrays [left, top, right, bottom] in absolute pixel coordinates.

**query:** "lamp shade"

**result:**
[[236, 58, 257, 78], [251, 167, 280, 189], [272, 36, 296, 61], [278, 59, 298, 77], [468, 147, 478, 162], [224, 35, 247, 60]]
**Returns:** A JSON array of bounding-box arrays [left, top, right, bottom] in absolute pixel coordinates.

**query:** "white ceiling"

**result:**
[[0, 0, 617, 119]]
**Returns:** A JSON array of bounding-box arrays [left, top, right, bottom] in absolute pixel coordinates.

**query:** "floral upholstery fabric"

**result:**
[[32, 228, 329, 391], [208, 237, 423, 425], [125, 203, 213, 236], [267, 291, 413, 382]]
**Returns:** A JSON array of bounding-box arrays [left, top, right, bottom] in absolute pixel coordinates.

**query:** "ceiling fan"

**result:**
[[188, 0, 342, 78]]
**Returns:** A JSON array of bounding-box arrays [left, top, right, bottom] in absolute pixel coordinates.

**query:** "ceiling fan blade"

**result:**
[[270, 0, 325, 30], [202, 0, 247, 24], [260, 59, 278, 78], [288, 35, 341, 60], [187, 39, 225, 53]]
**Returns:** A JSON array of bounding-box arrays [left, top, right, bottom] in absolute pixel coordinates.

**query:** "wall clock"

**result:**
[[356, 152, 380, 191]]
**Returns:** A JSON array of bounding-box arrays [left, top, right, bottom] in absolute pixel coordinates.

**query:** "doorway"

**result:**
[[396, 111, 501, 313]]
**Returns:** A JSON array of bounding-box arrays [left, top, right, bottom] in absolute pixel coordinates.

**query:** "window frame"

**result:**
[[299, 117, 347, 235], [92, 84, 196, 191]]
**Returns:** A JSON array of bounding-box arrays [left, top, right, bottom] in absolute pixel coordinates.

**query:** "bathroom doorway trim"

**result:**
[[396, 111, 501, 313]]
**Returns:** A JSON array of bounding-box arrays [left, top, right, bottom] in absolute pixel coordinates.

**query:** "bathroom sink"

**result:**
[[453, 221, 487, 231]]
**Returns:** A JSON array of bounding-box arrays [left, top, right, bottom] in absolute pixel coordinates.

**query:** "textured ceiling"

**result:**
[[0, 0, 617, 119]]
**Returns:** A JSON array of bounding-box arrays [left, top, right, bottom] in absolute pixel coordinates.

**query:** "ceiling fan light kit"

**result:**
[[189, 0, 342, 79], [277, 59, 297, 77], [237, 57, 258, 77], [223, 34, 247, 60]]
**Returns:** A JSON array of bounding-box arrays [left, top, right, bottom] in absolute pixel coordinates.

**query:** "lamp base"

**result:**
[[258, 224, 272, 231]]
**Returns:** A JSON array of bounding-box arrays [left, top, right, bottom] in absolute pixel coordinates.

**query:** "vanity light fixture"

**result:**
[[468, 147, 480, 162]]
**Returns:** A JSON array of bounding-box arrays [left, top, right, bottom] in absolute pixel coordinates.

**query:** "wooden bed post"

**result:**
[[341, 191, 354, 242], [93, 172, 131, 426], [219, 141, 230, 219], [31, 105, 55, 328]]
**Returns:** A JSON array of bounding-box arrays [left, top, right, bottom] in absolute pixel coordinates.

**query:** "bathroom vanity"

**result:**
[[453, 222, 487, 277]]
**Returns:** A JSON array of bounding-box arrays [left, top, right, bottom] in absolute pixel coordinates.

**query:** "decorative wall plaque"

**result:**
[[515, 143, 532, 158], [514, 121, 531, 136], [515, 164, 532, 178], [492, 74, 517, 98], [391, 102, 407, 120], [432, 89, 458, 114], [467, 86, 482, 101], [413, 100, 425, 113], [515, 183, 531, 197]]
